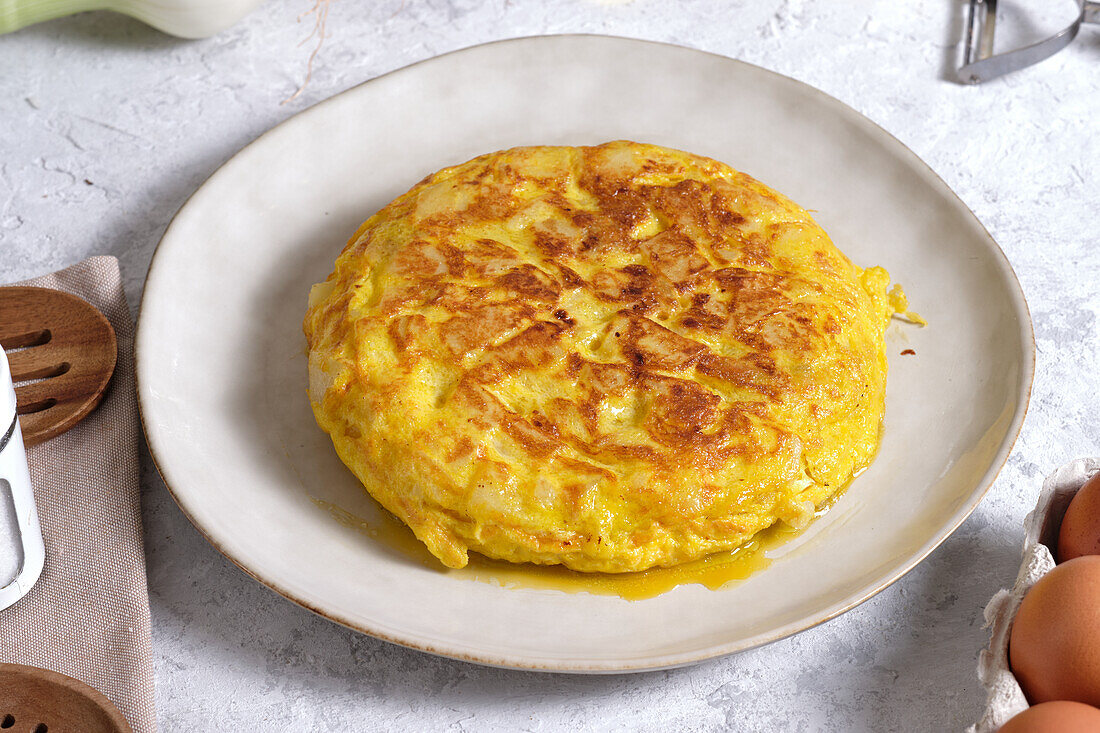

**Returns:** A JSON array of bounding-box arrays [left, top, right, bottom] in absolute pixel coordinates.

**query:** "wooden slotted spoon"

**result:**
[[0, 663, 132, 733], [0, 287, 117, 446]]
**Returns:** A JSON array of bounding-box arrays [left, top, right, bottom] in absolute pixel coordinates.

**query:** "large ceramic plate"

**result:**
[[137, 36, 1033, 671]]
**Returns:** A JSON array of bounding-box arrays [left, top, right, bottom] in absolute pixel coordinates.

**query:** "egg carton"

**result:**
[[968, 457, 1100, 732]]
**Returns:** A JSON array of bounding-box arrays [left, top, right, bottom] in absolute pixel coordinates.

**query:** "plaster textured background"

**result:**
[[1, 1, 1098, 730]]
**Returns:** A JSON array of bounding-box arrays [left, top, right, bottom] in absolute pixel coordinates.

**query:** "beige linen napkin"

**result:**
[[0, 256, 156, 733]]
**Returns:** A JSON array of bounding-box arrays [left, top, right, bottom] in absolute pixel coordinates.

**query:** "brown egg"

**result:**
[[1059, 473, 1100, 562], [997, 701, 1100, 732], [1009, 555, 1100, 705]]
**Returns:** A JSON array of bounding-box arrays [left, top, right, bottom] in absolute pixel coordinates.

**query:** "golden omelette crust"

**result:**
[[304, 141, 896, 573]]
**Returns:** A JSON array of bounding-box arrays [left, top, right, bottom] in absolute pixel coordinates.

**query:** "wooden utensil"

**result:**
[[0, 287, 117, 447], [0, 663, 132, 733]]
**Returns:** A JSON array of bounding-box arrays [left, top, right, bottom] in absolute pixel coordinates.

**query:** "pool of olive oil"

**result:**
[[314, 499, 810, 600]]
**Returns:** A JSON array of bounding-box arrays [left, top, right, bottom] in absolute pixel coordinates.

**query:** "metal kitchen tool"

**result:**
[[958, 0, 1099, 83], [0, 347, 44, 612]]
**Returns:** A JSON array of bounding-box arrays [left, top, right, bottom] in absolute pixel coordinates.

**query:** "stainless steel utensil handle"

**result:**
[[958, 0, 1098, 84]]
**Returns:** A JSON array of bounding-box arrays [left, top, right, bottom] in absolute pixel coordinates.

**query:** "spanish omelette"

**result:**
[[304, 141, 905, 573]]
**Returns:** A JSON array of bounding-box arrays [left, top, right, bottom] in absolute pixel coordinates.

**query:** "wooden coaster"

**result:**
[[0, 663, 131, 733]]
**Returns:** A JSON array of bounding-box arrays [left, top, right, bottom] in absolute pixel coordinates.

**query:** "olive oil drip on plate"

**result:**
[[313, 499, 809, 600]]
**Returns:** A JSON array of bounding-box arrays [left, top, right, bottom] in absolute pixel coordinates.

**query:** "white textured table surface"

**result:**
[[2, 2, 1098, 730]]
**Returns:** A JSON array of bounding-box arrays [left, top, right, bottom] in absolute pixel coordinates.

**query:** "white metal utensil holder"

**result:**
[[0, 346, 44, 611]]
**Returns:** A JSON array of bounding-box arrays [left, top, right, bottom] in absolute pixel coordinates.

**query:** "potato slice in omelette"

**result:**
[[304, 141, 901, 573]]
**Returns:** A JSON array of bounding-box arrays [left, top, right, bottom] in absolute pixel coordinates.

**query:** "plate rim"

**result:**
[[136, 33, 1036, 673]]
